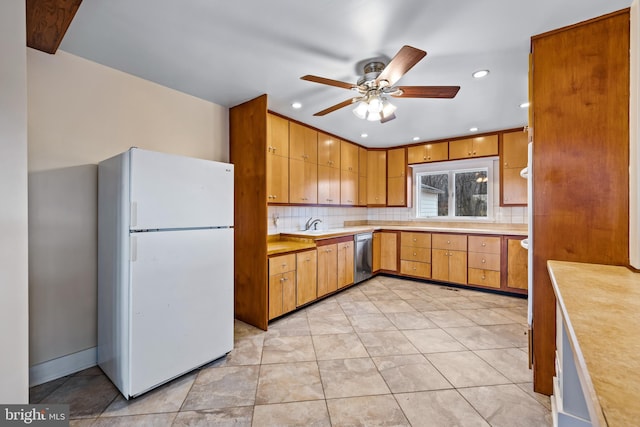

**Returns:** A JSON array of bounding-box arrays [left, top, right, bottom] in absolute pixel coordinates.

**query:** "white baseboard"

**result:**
[[29, 347, 97, 387]]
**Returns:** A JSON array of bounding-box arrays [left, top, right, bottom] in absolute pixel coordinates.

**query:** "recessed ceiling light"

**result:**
[[361, 133, 368, 138], [291, 102, 302, 109], [472, 70, 490, 79], [469, 127, 479, 132], [412, 137, 420, 141], [520, 102, 530, 108]]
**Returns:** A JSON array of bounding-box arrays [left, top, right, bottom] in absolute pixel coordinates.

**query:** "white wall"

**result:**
[[0, 1, 29, 403], [631, 0, 639, 269], [27, 49, 229, 370]]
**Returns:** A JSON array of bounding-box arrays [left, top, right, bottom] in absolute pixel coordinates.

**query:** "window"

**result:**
[[414, 158, 494, 220]]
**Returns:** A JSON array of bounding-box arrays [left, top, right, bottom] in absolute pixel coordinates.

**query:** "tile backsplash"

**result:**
[[267, 205, 527, 235]]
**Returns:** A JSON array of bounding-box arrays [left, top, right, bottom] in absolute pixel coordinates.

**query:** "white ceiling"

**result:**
[[59, 0, 632, 148]]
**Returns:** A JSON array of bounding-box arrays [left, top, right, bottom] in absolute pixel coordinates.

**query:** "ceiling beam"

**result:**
[[26, 0, 82, 54]]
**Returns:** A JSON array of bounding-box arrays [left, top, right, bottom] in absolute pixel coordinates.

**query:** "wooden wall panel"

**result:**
[[230, 94, 269, 330], [531, 10, 630, 395]]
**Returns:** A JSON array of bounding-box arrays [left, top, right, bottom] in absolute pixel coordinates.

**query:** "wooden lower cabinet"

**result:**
[[296, 249, 317, 306], [467, 235, 501, 289], [372, 232, 381, 272], [380, 231, 398, 272], [268, 253, 296, 320], [399, 232, 431, 279], [431, 234, 467, 284], [505, 236, 528, 292], [337, 240, 354, 288], [317, 243, 338, 297]]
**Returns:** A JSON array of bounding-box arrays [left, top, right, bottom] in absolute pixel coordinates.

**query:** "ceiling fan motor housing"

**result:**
[[358, 61, 386, 87]]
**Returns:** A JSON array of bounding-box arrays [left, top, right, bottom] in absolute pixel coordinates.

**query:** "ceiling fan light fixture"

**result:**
[[366, 110, 382, 122], [381, 98, 397, 118], [353, 101, 369, 119]]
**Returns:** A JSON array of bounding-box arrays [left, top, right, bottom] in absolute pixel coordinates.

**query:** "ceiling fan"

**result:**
[[301, 45, 460, 123]]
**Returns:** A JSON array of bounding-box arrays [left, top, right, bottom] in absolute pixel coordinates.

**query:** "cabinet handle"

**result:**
[[473, 151, 477, 155], [482, 259, 486, 263], [447, 240, 451, 244], [273, 147, 277, 154], [413, 252, 417, 256], [482, 242, 486, 247], [282, 263, 287, 268], [413, 238, 417, 242], [481, 275, 486, 280], [423, 156, 427, 160], [468, 152, 471, 156]]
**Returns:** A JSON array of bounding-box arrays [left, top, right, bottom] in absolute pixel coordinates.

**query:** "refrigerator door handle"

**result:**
[[131, 236, 137, 262], [131, 202, 137, 227]]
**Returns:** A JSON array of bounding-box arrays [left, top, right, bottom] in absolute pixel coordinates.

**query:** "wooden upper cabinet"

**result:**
[[341, 170, 358, 205], [449, 135, 498, 160], [387, 147, 407, 206], [290, 159, 318, 204], [318, 165, 340, 205], [407, 142, 448, 164], [358, 147, 368, 206], [501, 130, 528, 206], [367, 150, 387, 205], [502, 130, 528, 169], [341, 141, 359, 173], [267, 114, 289, 157], [318, 132, 341, 169], [266, 114, 289, 203], [289, 122, 318, 163]]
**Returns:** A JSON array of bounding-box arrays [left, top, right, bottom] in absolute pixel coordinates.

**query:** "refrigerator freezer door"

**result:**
[[128, 228, 233, 397], [129, 149, 233, 230]]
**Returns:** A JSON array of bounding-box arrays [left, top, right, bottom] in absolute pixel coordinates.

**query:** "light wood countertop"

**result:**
[[547, 260, 640, 427]]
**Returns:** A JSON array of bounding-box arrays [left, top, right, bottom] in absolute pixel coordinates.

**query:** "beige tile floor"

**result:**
[[30, 276, 552, 426]]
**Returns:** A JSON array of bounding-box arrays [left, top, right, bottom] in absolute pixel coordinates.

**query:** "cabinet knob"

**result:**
[[481, 275, 486, 280], [447, 240, 451, 244], [427, 156, 431, 160], [413, 252, 417, 256], [482, 259, 486, 263], [473, 151, 477, 155], [482, 242, 486, 247], [468, 152, 471, 156], [423, 156, 427, 160]]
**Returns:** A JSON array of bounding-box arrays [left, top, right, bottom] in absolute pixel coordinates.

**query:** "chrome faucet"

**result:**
[[304, 217, 322, 231]]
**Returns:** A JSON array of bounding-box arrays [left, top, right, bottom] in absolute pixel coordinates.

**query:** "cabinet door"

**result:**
[[502, 168, 527, 205], [387, 176, 406, 206], [337, 241, 354, 288], [318, 132, 340, 168], [269, 271, 295, 320], [468, 268, 500, 288], [358, 147, 368, 177], [358, 175, 367, 206], [372, 232, 381, 272], [380, 232, 398, 272], [448, 250, 468, 285], [387, 148, 406, 178], [506, 237, 528, 290], [407, 145, 426, 164], [367, 150, 387, 205], [341, 169, 358, 205], [296, 250, 317, 306], [289, 122, 318, 163], [502, 130, 528, 168], [290, 159, 317, 204], [472, 135, 499, 157], [341, 141, 358, 173], [426, 142, 448, 162], [431, 249, 449, 281], [448, 139, 472, 160], [267, 114, 289, 157], [317, 244, 338, 297], [267, 153, 289, 203], [318, 165, 340, 205]]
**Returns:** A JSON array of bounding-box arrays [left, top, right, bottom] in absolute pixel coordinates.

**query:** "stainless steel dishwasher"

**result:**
[[354, 232, 373, 283]]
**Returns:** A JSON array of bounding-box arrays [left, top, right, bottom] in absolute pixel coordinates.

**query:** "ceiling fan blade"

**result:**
[[376, 45, 427, 87], [392, 86, 460, 98], [314, 98, 358, 116], [301, 75, 356, 90], [380, 112, 396, 124]]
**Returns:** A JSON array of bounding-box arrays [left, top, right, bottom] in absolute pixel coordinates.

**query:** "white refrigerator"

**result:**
[[97, 148, 234, 399]]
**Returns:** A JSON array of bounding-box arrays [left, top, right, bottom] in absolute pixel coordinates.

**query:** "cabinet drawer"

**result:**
[[400, 260, 431, 279], [269, 253, 296, 274], [401, 232, 431, 248], [468, 268, 501, 288], [468, 236, 501, 254], [468, 252, 500, 271], [400, 246, 431, 263], [432, 234, 467, 251]]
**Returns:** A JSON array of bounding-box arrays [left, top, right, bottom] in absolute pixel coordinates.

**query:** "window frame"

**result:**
[[412, 157, 496, 221]]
